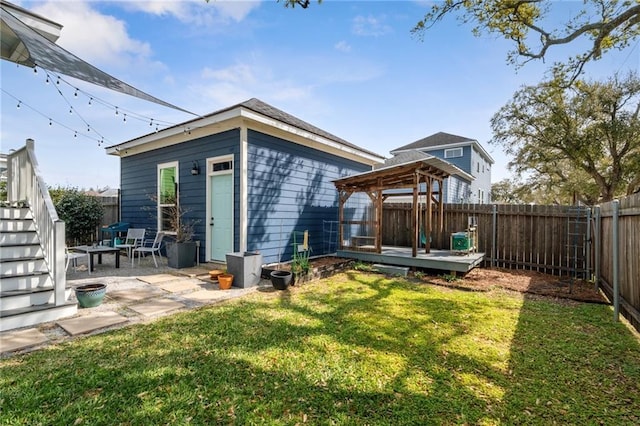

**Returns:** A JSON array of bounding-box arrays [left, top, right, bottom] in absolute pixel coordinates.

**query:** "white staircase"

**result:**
[[0, 207, 77, 332]]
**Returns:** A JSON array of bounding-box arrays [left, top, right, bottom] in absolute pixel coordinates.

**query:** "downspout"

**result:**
[[239, 126, 248, 252]]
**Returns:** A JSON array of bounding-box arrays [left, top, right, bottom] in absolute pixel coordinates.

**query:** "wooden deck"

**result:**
[[337, 246, 485, 274]]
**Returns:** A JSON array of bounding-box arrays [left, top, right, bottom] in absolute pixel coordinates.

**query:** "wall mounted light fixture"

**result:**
[[191, 161, 200, 175]]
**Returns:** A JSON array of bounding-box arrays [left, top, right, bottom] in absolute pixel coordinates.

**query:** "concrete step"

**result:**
[[0, 302, 78, 332]]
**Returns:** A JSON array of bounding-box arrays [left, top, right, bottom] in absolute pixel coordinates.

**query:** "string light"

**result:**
[[89, 97, 93, 106], [74, 88, 78, 97], [115, 106, 119, 115], [45, 75, 50, 84], [2, 87, 110, 145], [123, 113, 127, 123], [56, 76, 60, 85]]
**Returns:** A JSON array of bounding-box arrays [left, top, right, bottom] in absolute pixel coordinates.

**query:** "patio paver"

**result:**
[[57, 311, 128, 336], [1, 328, 48, 353], [128, 299, 185, 316]]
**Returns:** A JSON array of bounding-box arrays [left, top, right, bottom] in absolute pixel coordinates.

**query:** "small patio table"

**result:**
[[70, 245, 120, 272]]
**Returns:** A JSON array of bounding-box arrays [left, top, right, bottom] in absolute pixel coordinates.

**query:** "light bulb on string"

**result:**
[[115, 107, 119, 116], [149, 118, 153, 127], [49, 118, 52, 126], [74, 131, 77, 138], [88, 97, 93, 106], [87, 124, 90, 132], [16, 101, 21, 109], [123, 114, 127, 123], [45, 75, 50, 84], [56, 76, 60, 85], [33, 67, 37, 75], [69, 107, 73, 115]]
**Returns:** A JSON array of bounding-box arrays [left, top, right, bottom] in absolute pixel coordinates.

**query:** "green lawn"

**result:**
[[2, 271, 639, 425]]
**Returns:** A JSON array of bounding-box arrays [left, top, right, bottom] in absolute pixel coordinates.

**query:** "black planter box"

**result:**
[[166, 242, 196, 269]]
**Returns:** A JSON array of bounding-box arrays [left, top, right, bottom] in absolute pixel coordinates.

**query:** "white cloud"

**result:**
[[352, 15, 393, 37], [195, 60, 311, 106], [31, 1, 155, 69], [122, 0, 261, 25], [334, 40, 352, 53]]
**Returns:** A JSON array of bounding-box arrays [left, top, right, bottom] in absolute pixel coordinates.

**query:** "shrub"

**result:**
[[51, 187, 104, 245]]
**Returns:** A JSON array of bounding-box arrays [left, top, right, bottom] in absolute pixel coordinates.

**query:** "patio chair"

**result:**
[[133, 232, 165, 267], [114, 228, 146, 261], [65, 247, 90, 274]]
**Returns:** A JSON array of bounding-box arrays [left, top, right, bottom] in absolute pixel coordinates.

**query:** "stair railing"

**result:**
[[8, 139, 66, 305]]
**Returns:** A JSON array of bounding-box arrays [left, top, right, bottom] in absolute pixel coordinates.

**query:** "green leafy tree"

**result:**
[[51, 186, 104, 245], [411, 0, 640, 83], [491, 72, 640, 204], [0, 181, 6, 202]]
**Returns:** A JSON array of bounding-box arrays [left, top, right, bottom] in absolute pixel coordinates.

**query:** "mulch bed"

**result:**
[[263, 256, 608, 304], [420, 267, 609, 304]]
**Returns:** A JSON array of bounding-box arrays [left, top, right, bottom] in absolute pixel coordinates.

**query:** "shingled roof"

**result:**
[[237, 98, 380, 158], [390, 132, 476, 153], [107, 98, 383, 162]]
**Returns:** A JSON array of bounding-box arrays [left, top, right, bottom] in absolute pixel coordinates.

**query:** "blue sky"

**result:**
[[1, 0, 638, 190]]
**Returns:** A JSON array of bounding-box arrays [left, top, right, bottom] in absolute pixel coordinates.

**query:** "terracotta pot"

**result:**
[[218, 273, 234, 290], [209, 269, 224, 280]]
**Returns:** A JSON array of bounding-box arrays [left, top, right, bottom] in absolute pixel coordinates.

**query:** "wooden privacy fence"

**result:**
[[383, 198, 640, 332], [383, 203, 591, 277], [597, 194, 640, 332], [94, 195, 120, 241]]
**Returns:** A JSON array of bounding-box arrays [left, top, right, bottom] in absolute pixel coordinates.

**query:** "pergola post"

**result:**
[[423, 177, 432, 253], [438, 177, 444, 247], [412, 172, 419, 257]]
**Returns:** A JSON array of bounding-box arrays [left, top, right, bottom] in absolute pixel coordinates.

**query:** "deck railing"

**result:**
[[8, 139, 66, 305]]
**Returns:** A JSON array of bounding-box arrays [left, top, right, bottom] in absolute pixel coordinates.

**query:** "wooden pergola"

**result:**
[[333, 156, 455, 257]]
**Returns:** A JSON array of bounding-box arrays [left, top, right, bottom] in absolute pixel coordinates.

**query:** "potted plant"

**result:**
[[162, 201, 199, 269], [166, 219, 197, 269]]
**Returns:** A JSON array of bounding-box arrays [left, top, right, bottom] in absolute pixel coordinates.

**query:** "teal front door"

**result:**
[[210, 173, 233, 261]]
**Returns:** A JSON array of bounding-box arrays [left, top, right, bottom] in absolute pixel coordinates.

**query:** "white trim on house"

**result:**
[[105, 105, 384, 166], [392, 140, 495, 165]]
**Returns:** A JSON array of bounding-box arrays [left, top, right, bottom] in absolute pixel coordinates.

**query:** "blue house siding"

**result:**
[[246, 130, 370, 264], [120, 129, 240, 262], [423, 146, 472, 174]]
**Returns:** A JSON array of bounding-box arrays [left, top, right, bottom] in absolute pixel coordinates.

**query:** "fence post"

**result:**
[[612, 200, 620, 322], [492, 204, 497, 268], [593, 206, 600, 292]]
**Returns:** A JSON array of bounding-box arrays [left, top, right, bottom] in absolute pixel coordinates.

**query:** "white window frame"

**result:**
[[157, 161, 179, 235], [444, 147, 463, 159]]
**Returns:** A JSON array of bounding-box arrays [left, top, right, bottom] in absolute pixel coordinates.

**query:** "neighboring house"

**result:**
[[105, 98, 385, 265], [390, 132, 494, 204], [0, 152, 7, 183]]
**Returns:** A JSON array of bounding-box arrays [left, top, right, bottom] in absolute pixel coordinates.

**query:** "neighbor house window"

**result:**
[[444, 147, 463, 158], [158, 162, 178, 234]]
